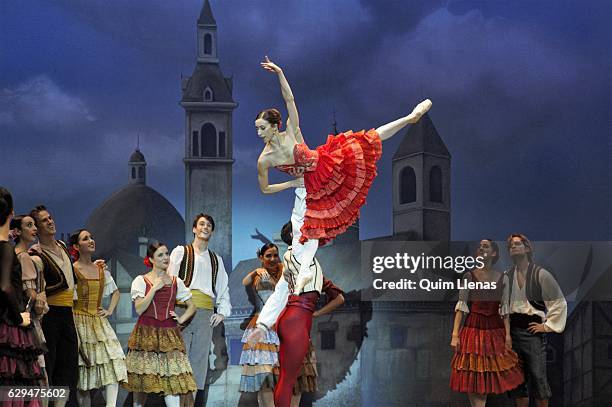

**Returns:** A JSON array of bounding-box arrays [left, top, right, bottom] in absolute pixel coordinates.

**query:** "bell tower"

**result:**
[[392, 114, 451, 241], [181, 0, 237, 265]]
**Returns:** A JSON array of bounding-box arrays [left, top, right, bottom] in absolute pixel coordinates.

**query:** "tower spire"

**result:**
[[196, 0, 219, 63], [198, 0, 216, 26]]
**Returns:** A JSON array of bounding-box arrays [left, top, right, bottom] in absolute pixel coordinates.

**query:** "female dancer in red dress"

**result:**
[[123, 242, 197, 407], [251, 58, 430, 407], [0, 187, 44, 406], [450, 239, 524, 406], [255, 56, 431, 294]]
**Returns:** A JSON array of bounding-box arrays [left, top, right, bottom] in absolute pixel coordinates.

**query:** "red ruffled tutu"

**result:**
[[450, 301, 524, 394], [278, 129, 382, 246]]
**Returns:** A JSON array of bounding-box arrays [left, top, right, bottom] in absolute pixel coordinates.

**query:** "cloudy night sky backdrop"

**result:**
[[1, 0, 610, 266]]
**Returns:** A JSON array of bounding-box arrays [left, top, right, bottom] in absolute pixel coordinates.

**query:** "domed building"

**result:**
[[87, 148, 184, 258], [86, 148, 185, 342]]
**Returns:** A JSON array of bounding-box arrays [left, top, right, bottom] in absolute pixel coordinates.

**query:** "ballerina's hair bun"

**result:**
[[256, 109, 282, 129]]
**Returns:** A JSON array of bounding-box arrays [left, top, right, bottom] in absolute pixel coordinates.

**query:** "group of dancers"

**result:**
[[0, 191, 344, 407], [1, 56, 564, 407], [0, 57, 432, 407], [449, 236, 567, 407]]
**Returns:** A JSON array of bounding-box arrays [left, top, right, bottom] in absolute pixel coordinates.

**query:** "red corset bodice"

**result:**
[[469, 272, 504, 316], [141, 276, 177, 321], [275, 143, 318, 175]]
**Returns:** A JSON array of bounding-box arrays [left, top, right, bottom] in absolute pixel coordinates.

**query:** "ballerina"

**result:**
[[255, 56, 431, 294]]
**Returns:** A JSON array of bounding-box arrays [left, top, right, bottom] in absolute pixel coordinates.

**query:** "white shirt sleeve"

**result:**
[[540, 268, 567, 333], [131, 275, 146, 301], [454, 272, 471, 313], [168, 246, 184, 277], [176, 277, 193, 302], [214, 256, 232, 317], [499, 274, 510, 316], [256, 277, 289, 330], [102, 268, 119, 298]]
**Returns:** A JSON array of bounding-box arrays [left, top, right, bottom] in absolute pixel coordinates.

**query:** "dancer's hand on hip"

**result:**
[[210, 313, 225, 327]]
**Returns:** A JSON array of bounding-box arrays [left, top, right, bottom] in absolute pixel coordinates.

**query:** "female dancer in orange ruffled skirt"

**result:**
[[252, 57, 430, 406], [255, 56, 431, 294]]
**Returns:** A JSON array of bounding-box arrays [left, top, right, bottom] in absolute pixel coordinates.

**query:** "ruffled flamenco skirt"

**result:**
[[301, 129, 382, 246], [123, 317, 197, 395], [293, 341, 317, 395], [0, 321, 44, 407], [239, 316, 318, 394], [450, 312, 524, 394], [73, 311, 128, 391], [239, 315, 280, 392]]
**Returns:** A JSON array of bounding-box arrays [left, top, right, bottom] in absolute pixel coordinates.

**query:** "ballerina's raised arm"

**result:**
[[256, 57, 305, 194], [260, 56, 303, 143]]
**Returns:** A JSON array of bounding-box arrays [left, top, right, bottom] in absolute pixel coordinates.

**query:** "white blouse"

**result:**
[[130, 275, 192, 303]]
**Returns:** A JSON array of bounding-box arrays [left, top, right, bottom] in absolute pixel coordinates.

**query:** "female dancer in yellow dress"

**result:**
[[69, 229, 127, 407]]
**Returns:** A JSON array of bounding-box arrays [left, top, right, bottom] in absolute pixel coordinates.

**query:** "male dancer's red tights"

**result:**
[[274, 292, 319, 407]]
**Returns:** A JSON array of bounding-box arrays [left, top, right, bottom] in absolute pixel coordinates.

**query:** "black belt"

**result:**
[[510, 313, 542, 329]]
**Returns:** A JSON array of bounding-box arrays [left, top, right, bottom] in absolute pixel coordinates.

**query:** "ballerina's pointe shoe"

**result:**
[[409, 99, 433, 123]]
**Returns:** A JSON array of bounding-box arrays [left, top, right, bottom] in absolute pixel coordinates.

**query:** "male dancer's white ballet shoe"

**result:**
[[407, 99, 432, 123]]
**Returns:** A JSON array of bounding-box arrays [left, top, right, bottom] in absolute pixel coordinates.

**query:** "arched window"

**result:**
[[204, 34, 212, 55], [429, 166, 443, 203], [400, 166, 416, 204], [201, 123, 217, 157], [138, 167, 144, 179], [218, 131, 226, 157], [204, 87, 213, 101], [131, 167, 136, 179], [192, 131, 199, 157]]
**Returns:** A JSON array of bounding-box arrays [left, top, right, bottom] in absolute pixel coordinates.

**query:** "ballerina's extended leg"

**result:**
[[376, 99, 432, 141]]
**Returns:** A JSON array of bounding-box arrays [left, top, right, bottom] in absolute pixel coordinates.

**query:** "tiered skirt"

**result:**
[[450, 312, 524, 394], [239, 316, 280, 392], [0, 322, 43, 384], [0, 321, 44, 407], [239, 316, 318, 394], [73, 311, 127, 390], [301, 129, 382, 245], [123, 317, 197, 395]]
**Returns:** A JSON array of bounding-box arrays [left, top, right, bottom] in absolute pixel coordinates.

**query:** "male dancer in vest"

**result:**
[[248, 186, 325, 407], [29, 205, 78, 407], [168, 213, 231, 403], [506, 234, 567, 407]]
